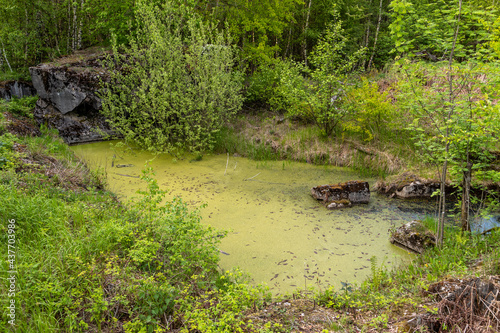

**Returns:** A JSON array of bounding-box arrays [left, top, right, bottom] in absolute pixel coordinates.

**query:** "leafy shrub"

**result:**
[[177, 271, 271, 333], [278, 18, 365, 136], [0, 96, 38, 118], [245, 60, 296, 111], [342, 77, 396, 141], [101, 0, 243, 153], [0, 133, 19, 169]]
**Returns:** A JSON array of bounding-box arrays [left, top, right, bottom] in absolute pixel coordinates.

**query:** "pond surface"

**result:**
[[72, 141, 435, 295]]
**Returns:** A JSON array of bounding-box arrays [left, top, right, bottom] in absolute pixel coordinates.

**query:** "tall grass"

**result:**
[[317, 217, 500, 328], [0, 130, 271, 332], [213, 126, 281, 161]]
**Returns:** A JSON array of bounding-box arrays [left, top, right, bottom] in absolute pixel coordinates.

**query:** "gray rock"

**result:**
[[390, 220, 436, 254], [29, 53, 119, 144], [395, 181, 440, 199], [311, 181, 370, 209], [0, 80, 37, 100], [374, 173, 444, 199], [30, 64, 103, 115], [326, 200, 352, 209]]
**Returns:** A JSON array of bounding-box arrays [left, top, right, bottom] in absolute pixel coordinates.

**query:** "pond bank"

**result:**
[[72, 140, 437, 295], [2, 100, 500, 331]]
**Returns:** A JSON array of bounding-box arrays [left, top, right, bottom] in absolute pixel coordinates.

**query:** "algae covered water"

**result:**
[[72, 141, 433, 294]]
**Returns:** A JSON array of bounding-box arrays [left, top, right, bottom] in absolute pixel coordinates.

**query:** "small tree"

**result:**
[[392, 0, 500, 243], [100, 0, 243, 153], [278, 17, 365, 136]]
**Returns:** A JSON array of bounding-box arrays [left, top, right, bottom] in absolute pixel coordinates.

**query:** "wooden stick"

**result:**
[[224, 153, 229, 176], [243, 172, 261, 181]]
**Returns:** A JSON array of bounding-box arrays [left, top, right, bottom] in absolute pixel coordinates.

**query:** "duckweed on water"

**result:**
[[72, 140, 434, 295]]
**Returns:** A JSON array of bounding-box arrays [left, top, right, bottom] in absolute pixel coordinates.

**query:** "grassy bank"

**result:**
[[214, 110, 422, 179], [1, 88, 500, 332], [0, 115, 273, 332]]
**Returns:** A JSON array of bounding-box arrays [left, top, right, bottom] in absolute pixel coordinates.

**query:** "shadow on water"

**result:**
[[73, 141, 440, 295]]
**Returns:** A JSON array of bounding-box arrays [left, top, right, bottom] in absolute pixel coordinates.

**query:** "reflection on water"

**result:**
[[472, 215, 500, 234], [72, 141, 435, 294]]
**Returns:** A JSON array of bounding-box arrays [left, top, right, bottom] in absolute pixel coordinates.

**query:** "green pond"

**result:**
[[72, 141, 434, 295]]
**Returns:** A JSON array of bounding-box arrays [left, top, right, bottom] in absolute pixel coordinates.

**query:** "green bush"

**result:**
[[0, 96, 38, 119], [278, 18, 365, 136], [101, 0, 244, 154], [0, 133, 19, 169], [245, 60, 296, 111], [342, 77, 396, 141], [0, 161, 230, 331]]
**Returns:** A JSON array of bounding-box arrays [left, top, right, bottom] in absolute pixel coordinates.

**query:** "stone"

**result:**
[[395, 180, 440, 199], [311, 181, 370, 209], [29, 49, 119, 144], [326, 199, 352, 209], [0, 80, 37, 100], [31, 65, 93, 114], [374, 173, 444, 199], [390, 220, 436, 254]]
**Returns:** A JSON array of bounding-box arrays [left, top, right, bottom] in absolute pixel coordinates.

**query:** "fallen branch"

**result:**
[[224, 153, 229, 176], [114, 173, 140, 179], [243, 172, 261, 181], [481, 227, 500, 235]]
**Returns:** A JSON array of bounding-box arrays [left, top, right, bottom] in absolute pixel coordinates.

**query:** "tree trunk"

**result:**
[[72, 2, 78, 51], [25, 9, 29, 64], [461, 160, 472, 232], [361, 0, 373, 69], [367, 0, 383, 70], [67, 0, 71, 52], [285, 26, 292, 59], [437, 0, 462, 247], [303, 0, 312, 66], [437, 157, 447, 247], [1, 40, 13, 72], [77, 0, 85, 50]]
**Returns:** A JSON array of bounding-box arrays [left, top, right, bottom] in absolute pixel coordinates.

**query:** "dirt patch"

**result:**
[[47, 46, 111, 68], [13, 141, 104, 192], [230, 111, 405, 174], [3, 112, 41, 137], [244, 298, 348, 332]]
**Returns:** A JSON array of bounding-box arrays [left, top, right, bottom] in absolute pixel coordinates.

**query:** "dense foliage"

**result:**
[[277, 17, 365, 136], [0, 128, 271, 332], [100, 1, 243, 153], [2, 0, 496, 73], [1, 0, 500, 330]]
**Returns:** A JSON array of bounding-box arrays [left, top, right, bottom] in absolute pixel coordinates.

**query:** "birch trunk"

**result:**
[[72, 2, 77, 51], [1, 40, 13, 72], [67, 0, 71, 52], [367, 0, 383, 70], [362, 0, 374, 69], [303, 0, 312, 66], [461, 160, 472, 232], [77, 0, 84, 50], [438, 0, 463, 247]]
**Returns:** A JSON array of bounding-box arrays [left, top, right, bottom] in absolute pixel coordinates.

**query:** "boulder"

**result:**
[[29, 49, 118, 144], [395, 180, 440, 199], [375, 173, 443, 199], [311, 181, 370, 209], [0, 80, 37, 100], [390, 220, 436, 254]]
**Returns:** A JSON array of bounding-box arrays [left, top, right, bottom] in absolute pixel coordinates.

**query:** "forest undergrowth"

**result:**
[[1, 70, 500, 331]]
